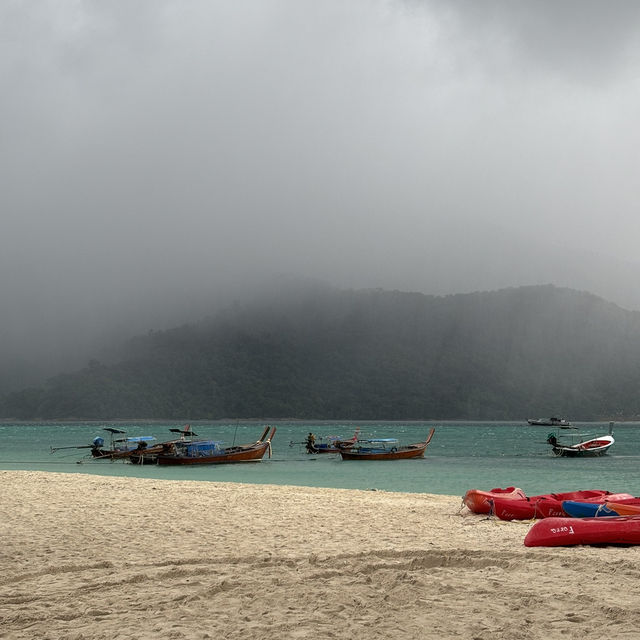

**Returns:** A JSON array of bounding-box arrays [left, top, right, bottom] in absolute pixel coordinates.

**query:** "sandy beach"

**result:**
[[2, 472, 640, 639]]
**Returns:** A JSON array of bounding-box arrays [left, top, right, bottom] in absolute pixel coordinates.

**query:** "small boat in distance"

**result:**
[[528, 417, 572, 426], [156, 425, 276, 466], [291, 429, 360, 454], [339, 428, 435, 460], [546, 422, 615, 457]]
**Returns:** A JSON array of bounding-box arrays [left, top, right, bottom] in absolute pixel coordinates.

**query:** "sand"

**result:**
[[1, 472, 640, 639]]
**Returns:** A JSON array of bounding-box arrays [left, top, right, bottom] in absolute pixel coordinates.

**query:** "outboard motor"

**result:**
[[92, 436, 105, 448]]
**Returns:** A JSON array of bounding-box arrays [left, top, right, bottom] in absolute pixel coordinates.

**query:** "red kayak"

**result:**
[[524, 515, 640, 547], [490, 490, 633, 521], [491, 495, 564, 520], [463, 487, 526, 514]]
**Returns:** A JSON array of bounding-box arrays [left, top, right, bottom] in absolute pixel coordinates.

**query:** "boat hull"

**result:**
[[524, 515, 640, 547], [550, 435, 614, 457], [339, 444, 427, 460], [92, 447, 155, 461], [128, 447, 167, 465], [156, 426, 275, 466], [157, 441, 270, 465], [339, 429, 434, 461]]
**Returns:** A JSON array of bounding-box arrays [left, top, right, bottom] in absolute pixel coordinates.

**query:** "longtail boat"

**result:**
[[51, 427, 157, 461], [128, 425, 199, 465], [155, 426, 276, 466], [339, 428, 435, 460], [292, 429, 360, 454]]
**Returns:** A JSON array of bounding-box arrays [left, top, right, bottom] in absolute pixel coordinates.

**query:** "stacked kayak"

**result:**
[[463, 487, 634, 520], [525, 515, 640, 547], [465, 487, 640, 547], [490, 490, 620, 521]]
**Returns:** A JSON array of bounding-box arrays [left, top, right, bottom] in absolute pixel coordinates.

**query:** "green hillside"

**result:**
[[3, 284, 640, 420]]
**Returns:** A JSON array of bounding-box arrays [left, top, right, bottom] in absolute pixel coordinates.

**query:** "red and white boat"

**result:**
[[546, 423, 615, 457]]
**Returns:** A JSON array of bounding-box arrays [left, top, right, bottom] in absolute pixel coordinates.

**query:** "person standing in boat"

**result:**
[[305, 432, 317, 454]]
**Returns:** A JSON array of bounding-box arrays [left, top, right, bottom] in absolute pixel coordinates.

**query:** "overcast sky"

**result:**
[[2, 1, 640, 378]]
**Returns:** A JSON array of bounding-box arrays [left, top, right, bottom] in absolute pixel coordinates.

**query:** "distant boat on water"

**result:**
[[338, 428, 435, 460], [527, 417, 572, 426], [546, 422, 615, 457]]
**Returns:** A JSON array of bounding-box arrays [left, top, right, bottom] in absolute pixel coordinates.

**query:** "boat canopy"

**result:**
[[183, 440, 224, 456], [360, 438, 399, 444]]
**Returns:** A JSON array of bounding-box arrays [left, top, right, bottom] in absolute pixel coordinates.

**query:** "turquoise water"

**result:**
[[1, 421, 639, 497]]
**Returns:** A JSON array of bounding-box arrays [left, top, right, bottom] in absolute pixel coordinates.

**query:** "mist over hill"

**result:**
[[4, 239, 640, 399], [3, 284, 640, 421], [4, 2, 640, 401]]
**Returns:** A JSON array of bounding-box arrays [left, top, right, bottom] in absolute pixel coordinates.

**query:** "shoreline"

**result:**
[[2, 471, 640, 639]]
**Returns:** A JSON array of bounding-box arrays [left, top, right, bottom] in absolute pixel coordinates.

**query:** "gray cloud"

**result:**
[[420, 0, 640, 82], [2, 0, 640, 388]]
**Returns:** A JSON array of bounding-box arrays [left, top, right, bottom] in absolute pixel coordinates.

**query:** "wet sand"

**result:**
[[1, 470, 640, 639]]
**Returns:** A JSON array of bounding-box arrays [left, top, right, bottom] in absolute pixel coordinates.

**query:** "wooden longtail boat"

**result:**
[[128, 426, 200, 465], [155, 426, 276, 466], [339, 428, 435, 460], [51, 428, 157, 461]]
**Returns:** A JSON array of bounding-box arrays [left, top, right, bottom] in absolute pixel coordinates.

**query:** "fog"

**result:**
[[2, 1, 640, 389]]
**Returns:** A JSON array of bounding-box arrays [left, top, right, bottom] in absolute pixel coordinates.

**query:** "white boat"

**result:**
[[546, 422, 615, 457], [528, 417, 572, 426]]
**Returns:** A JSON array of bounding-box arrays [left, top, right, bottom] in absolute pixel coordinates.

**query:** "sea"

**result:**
[[1, 420, 639, 498]]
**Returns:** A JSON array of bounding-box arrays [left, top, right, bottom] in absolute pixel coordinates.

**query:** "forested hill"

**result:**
[[4, 284, 640, 421]]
